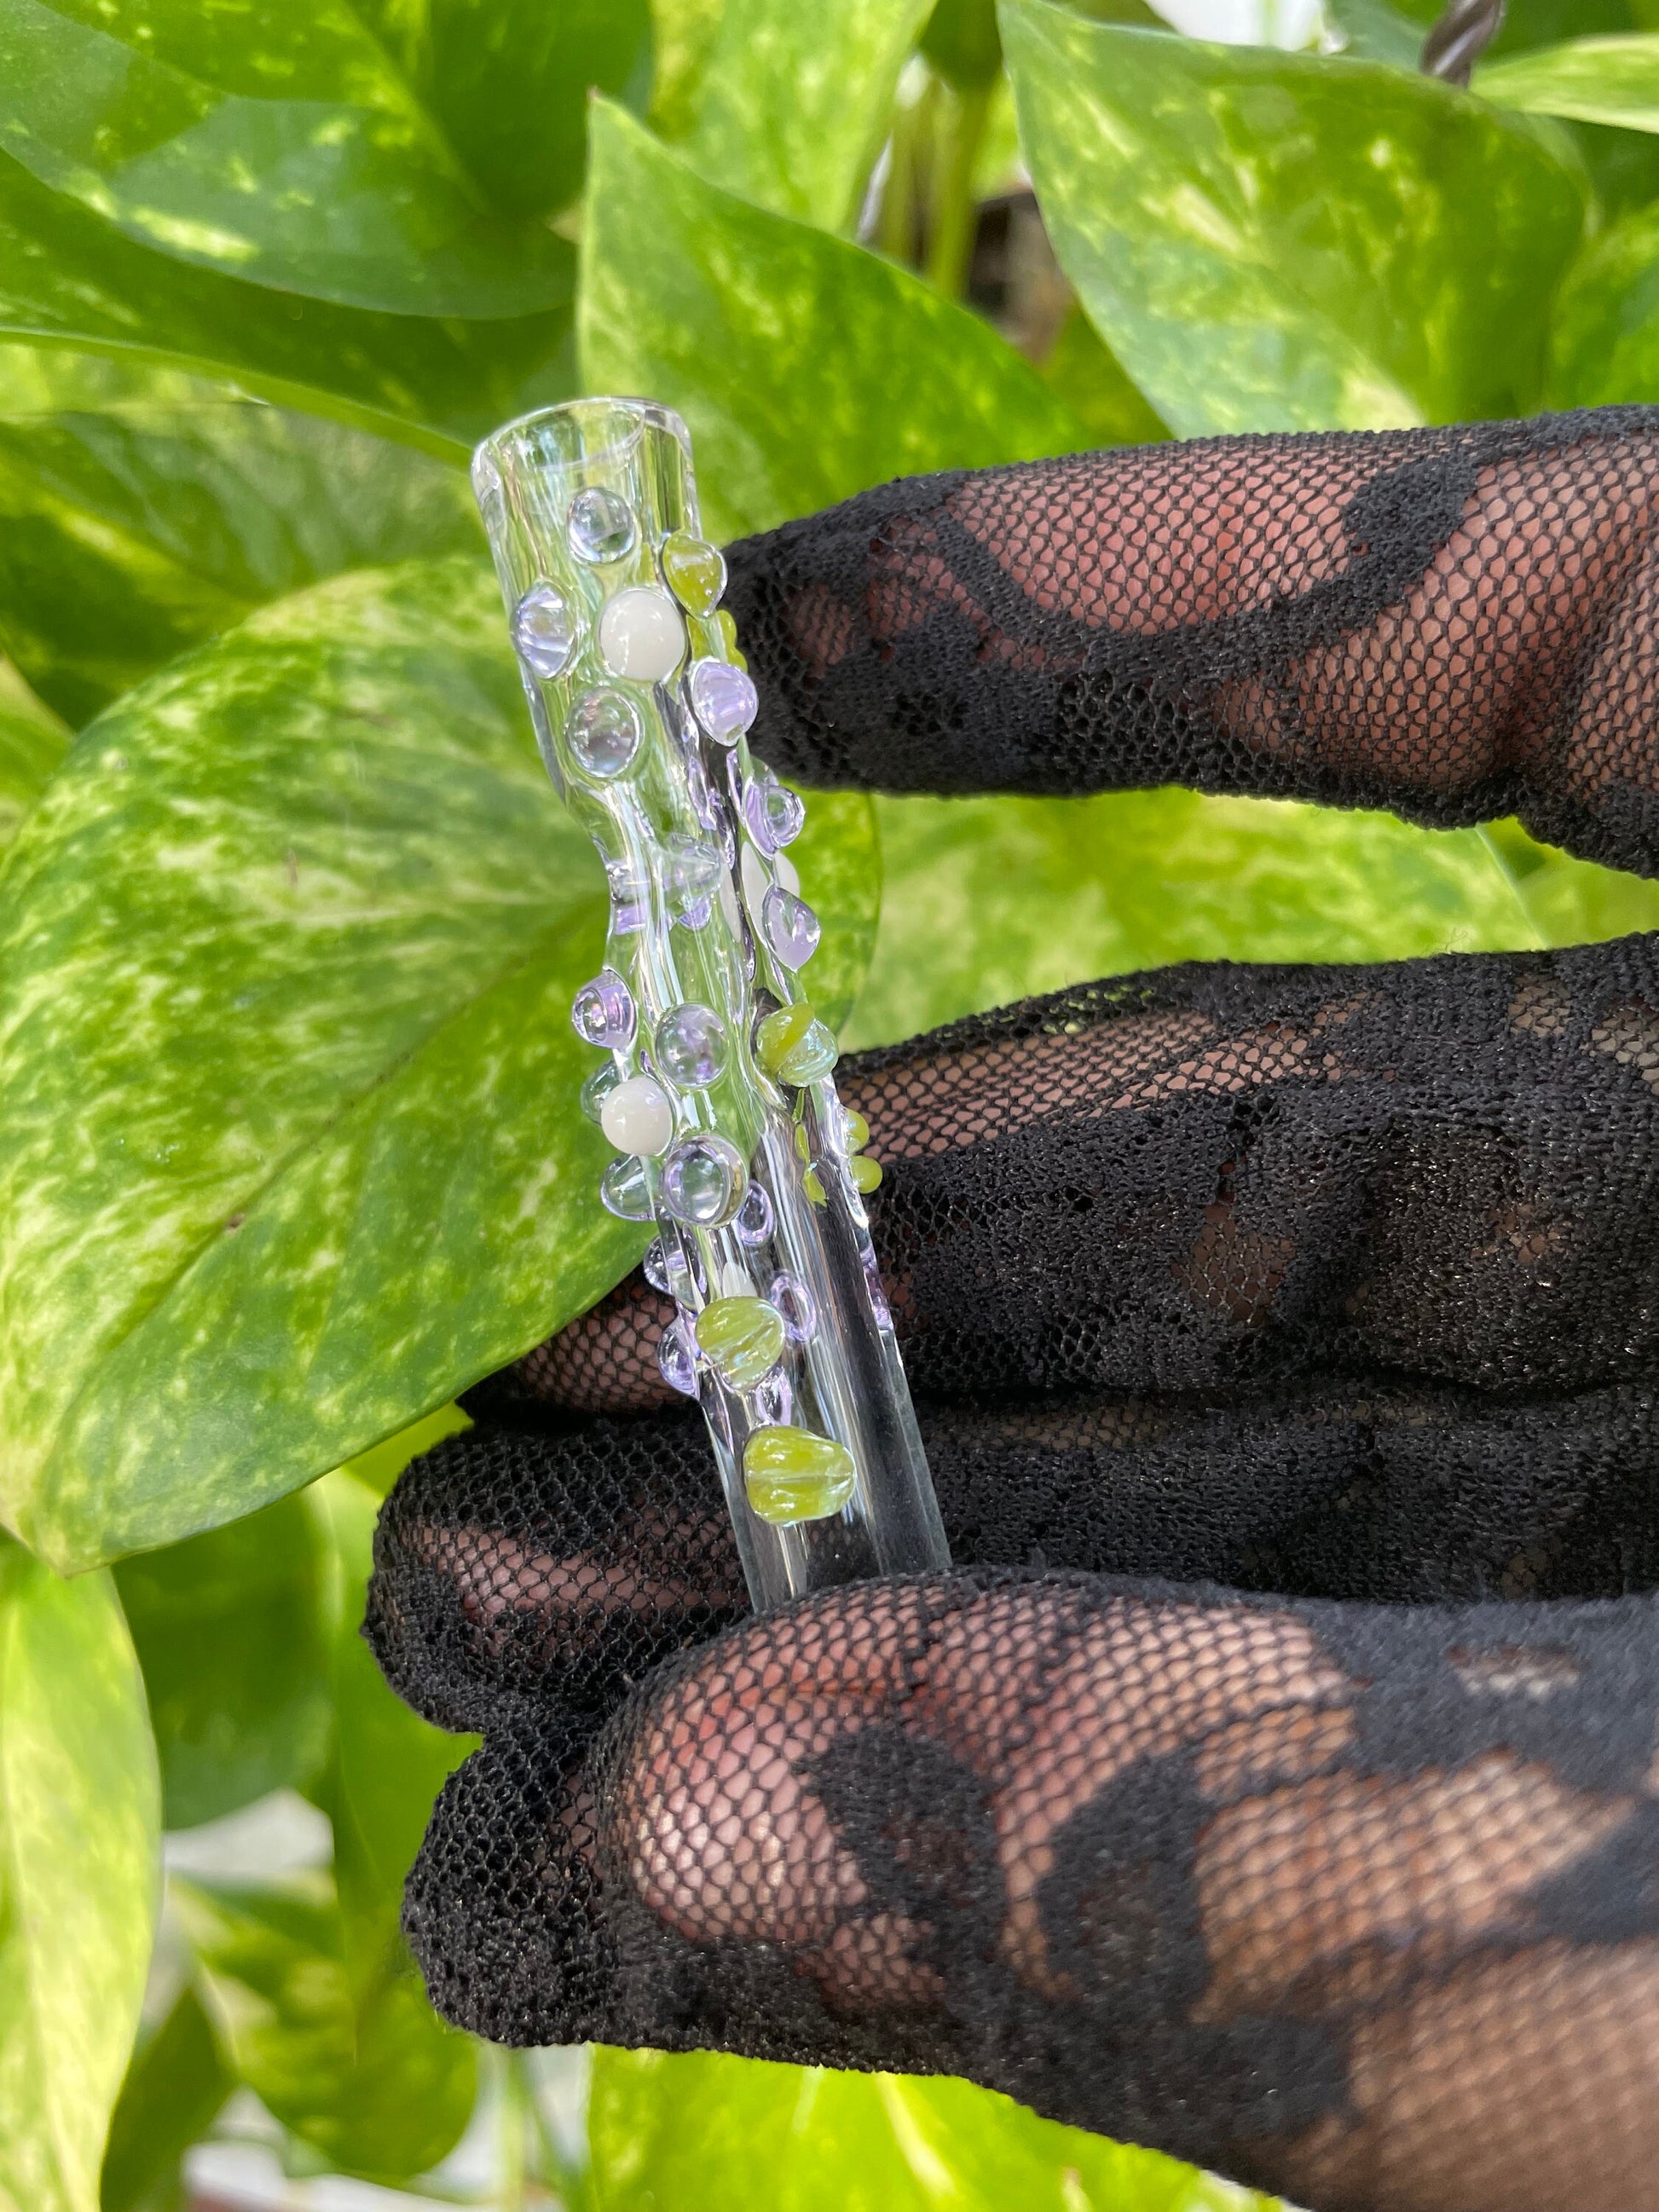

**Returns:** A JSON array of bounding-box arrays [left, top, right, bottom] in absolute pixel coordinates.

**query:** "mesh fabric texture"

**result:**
[[367, 412, 1659, 2211]]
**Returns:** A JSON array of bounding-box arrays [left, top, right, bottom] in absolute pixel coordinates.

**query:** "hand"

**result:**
[[368, 410, 1659, 2212]]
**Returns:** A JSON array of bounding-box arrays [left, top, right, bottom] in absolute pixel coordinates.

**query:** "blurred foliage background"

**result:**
[[5, 0, 1659, 2203]]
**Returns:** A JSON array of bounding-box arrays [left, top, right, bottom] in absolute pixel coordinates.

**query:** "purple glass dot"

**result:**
[[760, 886, 820, 972], [571, 966, 635, 1049], [688, 657, 758, 745], [734, 1182, 774, 1247], [743, 769, 806, 856], [512, 581, 576, 679], [768, 1269, 818, 1344], [599, 1155, 653, 1221], [643, 1236, 671, 1293], [657, 1316, 699, 1397]]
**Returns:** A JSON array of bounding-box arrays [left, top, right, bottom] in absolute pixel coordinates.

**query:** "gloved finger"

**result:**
[[725, 409, 1659, 880], [368, 1362, 1659, 1734], [517, 936, 1659, 1412], [405, 1565, 1659, 2211]]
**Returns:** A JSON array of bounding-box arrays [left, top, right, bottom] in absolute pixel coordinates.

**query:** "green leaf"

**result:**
[[1384, 0, 1654, 55], [683, 0, 933, 228], [843, 791, 1578, 1049], [580, 101, 1084, 539], [0, 702, 64, 852], [922, 0, 1004, 91], [176, 1872, 476, 2186], [1478, 34, 1659, 130], [306, 1470, 476, 1961], [1038, 303, 1169, 448], [172, 1470, 478, 2187], [100, 1987, 230, 2212], [113, 1492, 331, 1831], [1003, 1, 1588, 435], [588, 2048, 1278, 2212], [650, 0, 728, 141], [350, 0, 652, 224], [0, 0, 572, 318], [0, 556, 878, 1569], [0, 346, 480, 727], [0, 147, 573, 459], [0, 1539, 159, 2212], [1482, 817, 1659, 944], [1326, 0, 1425, 68], [1547, 197, 1659, 405]]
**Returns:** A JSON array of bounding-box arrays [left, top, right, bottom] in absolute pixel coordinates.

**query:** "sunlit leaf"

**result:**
[[0, 346, 480, 726], [0, 0, 575, 317], [650, 0, 729, 141], [588, 2048, 1278, 2212], [0, 147, 572, 459], [683, 0, 933, 228], [113, 1493, 331, 1831], [846, 793, 1548, 1048], [1003, 0, 1587, 435], [176, 1871, 475, 2186], [1479, 34, 1659, 131], [0, 1539, 159, 2212], [581, 101, 1084, 540], [99, 1988, 230, 2212], [0, 557, 877, 1569]]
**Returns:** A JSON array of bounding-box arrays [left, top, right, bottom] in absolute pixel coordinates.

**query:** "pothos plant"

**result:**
[[5, 0, 1659, 2205]]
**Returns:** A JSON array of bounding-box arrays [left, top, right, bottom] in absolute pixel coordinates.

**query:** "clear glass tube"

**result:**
[[473, 398, 949, 1611]]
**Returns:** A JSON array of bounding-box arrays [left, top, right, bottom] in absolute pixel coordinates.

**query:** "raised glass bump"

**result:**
[[474, 396, 948, 1612]]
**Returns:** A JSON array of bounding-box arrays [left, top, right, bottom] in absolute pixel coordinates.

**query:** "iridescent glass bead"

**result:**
[[511, 582, 576, 678]]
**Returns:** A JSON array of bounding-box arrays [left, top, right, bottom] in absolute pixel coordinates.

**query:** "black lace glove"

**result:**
[[367, 408, 1659, 2212]]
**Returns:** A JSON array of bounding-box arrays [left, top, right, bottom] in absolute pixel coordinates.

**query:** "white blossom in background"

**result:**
[[1150, 0, 1326, 47]]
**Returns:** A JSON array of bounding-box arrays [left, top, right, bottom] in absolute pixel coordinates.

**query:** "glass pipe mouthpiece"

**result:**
[[474, 397, 949, 1612]]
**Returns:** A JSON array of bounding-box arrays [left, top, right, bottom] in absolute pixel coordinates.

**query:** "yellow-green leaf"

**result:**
[[0, 1540, 159, 2212], [1003, 0, 1588, 435], [580, 101, 1085, 540]]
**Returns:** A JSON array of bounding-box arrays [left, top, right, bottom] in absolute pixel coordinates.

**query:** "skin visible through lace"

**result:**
[[367, 414, 1659, 2212]]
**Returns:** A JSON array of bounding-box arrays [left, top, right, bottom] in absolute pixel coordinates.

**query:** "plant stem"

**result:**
[[925, 81, 992, 300]]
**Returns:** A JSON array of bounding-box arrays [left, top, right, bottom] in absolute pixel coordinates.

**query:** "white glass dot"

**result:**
[[599, 586, 685, 682], [512, 581, 577, 678], [739, 842, 770, 921], [568, 486, 635, 564], [656, 1002, 728, 1089], [566, 689, 641, 779], [600, 1075, 674, 1157]]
